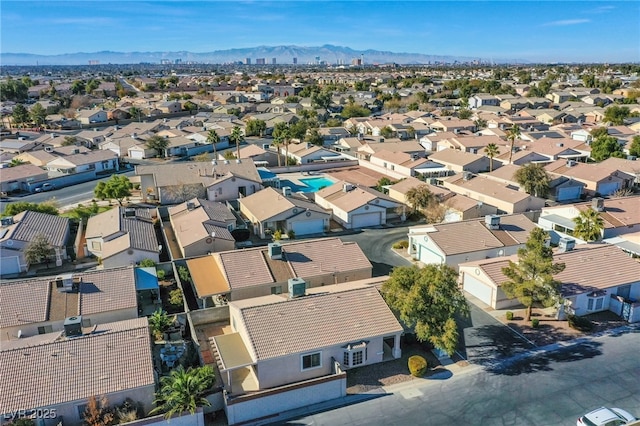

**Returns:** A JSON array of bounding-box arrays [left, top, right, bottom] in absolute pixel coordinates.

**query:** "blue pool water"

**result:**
[[299, 177, 336, 191], [279, 177, 336, 193]]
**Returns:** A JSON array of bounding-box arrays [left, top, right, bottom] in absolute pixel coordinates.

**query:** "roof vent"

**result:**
[[63, 316, 83, 337], [558, 237, 576, 253], [591, 197, 605, 212], [485, 214, 500, 230], [268, 242, 283, 260], [288, 277, 306, 298], [186, 201, 196, 211]]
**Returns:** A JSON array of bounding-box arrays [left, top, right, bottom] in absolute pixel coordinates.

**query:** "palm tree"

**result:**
[[273, 122, 291, 167], [405, 184, 434, 215], [573, 207, 604, 242], [229, 126, 244, 160], [150, 365, 215, 418], [484, 143, 500, 172], [513, 163, 551, 198], [506, 124, 521, 164], [206, 129, 219, 160], [148, 309, 174, 341]]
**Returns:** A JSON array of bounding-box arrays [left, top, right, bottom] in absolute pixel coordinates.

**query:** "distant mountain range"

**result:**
[[0, 44, 525, 66]]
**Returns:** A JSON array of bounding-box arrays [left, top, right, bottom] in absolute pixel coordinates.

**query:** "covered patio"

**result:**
[[186, 256, 230, 308], [211, 332, 259, 395]]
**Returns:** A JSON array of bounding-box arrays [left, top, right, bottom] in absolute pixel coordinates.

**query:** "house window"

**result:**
[[301, 352, 321, 370], [271, 286, 282, 295], [587, 294, 605, 311], [77, 404, 87, 419], [91, 241, 101, 250]]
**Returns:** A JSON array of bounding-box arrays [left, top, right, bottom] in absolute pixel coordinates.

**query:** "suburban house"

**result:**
[[0, 317, 155, 426], [368, 150, 431, 177], [76, 109, 108, 125], [135, 161, 263, 204], [538, 196, 640, 244], [0, 163, 49, 193], [429, 118, 476, 133], [239, 187, 331, 239], [84, 207, 159, 269], [428, 149, 492, 174], [0, 211, 70, 276], [75, 129, 112, 148], [598, 157, 640, 186], [168, 198, 237, 258], [315, 181, 404, 229], [214, 280, 403, 425], [458, 243, 640, 323], [284, 142, 345, 164], [222, 144, 280, 167], [386, 176, 455, 206], [441, 173, 546, 214], [45, 149, 119, 175], [158, 100, 182, 114], [468, 94, 500, 109], [185, 237, 372, 305], [407, 213, 536, 271], [544, 159, 635, 196], [435, 134, 505, 154], [0, 266, 140, 341]]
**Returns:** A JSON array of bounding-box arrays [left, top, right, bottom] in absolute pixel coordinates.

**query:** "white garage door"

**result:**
[[351, 212, 381, 229], [291, 219, 324, 236], [129, 150, 145, 160], [463, 274, 494, 307], [0, 255, 21, 276]]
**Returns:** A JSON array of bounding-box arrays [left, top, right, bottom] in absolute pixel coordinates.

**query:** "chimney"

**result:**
[[591, 197, 604, 212]]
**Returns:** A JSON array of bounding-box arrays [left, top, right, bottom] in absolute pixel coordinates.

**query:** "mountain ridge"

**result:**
[[0, 44, 525, 66]]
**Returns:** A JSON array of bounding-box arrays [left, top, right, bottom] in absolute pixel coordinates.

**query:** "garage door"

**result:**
[[0, 255, 21, 276], [597, 182, 619, 196], [291, 219, 324, 236], [129, 150, 145, 160], [557, 186, 582, 202], [463, 274, 494, 307], [351, 212, 381, 229]]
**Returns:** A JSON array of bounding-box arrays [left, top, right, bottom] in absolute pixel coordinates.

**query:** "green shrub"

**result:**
[[287, 230, 296, 239], [568, 315, 594, 332], [273, 230, 282, 241], [531, 318, 540, 328], [505, 311, 514, 320], [393, 240, 409, 249], [156, 269, 166, 280], [169, 288, 183, 307], [139, 258, 156, 267], [408, 355, 428, 377]]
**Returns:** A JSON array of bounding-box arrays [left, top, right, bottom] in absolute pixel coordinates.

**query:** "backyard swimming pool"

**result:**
[[279, 176, 336, 193]]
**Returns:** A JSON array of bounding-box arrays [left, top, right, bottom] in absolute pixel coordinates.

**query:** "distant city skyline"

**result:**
[[1, 1, 639, 64]]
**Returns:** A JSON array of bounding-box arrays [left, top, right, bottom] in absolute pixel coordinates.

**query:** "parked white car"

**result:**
[[577, 407, 637, 426], [35, 183, 55, 192]]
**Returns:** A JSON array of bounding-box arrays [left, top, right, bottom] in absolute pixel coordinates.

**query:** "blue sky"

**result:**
[[1, 1, 638, 63]]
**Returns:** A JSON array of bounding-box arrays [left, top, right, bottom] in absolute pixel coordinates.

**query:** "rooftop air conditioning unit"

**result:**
[[186, 201, 196, 211], [63, 316, 83, 337], [566, 160, 577, 167], [268, 242, 283, 260], [124, 208, 136, 217], [591, 197, 605, 212], [53, 273, 80, 293], [1, 217, 14, 227], [558, 237, 576, 252], [485, 214, 500, 230], [282, 187, 292, 197], [288, 277, 306, 298]]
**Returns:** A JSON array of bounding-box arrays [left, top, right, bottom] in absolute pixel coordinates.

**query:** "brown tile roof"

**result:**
[[0, 267, 137, 328], [239, 187, 330, 222], [322, 165, 386, 187], [413, 214, 536, 256], [443, 173, 534, 204], [287, 238, 371, 277], [0, 164, 47, 183], [0, 318, 154, 413], [236, 285, 402, 360], [5, 210, 70, 247], [136, 161, 261, 188], [217, 248, 275, 289], [428, 148, 486, 166]]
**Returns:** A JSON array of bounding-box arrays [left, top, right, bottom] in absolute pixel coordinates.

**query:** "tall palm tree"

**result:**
[[206, 129, 220, 160], [230, 126, 244, 160], [150, 365, 215, 419], [273, 122, 291, 167], [573, 207, 604, 242], [506, 124, 521, 164], [484, 143, 500, 172]]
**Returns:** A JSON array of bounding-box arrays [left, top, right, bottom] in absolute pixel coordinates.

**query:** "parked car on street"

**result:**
[[577, 407, 637, 426], [35, 183, 55, 193]]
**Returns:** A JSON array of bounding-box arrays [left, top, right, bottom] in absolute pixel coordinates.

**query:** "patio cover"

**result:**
[[134, 267, 159, 291], [212, 332, 254, 370], [603, 237, 640, 257], [186, 255, 230, 298], [541, 214, 576, 230]]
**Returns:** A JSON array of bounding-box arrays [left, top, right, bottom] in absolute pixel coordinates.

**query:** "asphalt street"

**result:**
[[270, 330, 640, 426]]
